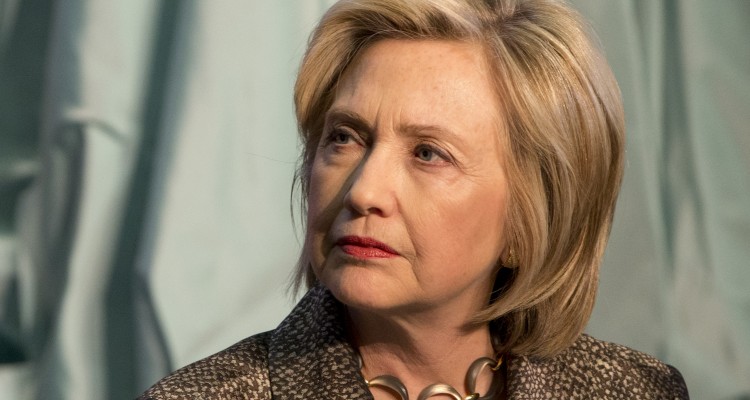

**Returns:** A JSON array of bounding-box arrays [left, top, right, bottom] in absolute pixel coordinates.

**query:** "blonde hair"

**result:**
[[292, 0, 624, 358]]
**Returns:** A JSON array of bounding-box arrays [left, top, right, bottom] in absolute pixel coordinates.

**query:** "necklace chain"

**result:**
[[360, 355, 503, 400]]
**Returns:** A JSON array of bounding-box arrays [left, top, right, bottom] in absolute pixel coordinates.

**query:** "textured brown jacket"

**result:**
[[139, 286, 688, 399]]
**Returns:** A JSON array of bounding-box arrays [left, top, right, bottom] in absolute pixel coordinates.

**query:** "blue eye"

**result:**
[[415, 145, 440, 162]]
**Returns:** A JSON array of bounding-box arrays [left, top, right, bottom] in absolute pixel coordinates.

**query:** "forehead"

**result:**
[[331, 39, 504, 136]]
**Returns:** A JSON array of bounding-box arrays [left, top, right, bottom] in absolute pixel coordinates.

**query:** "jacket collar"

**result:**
[[267, 285, 373, 399], [266, 285, 567, 399]]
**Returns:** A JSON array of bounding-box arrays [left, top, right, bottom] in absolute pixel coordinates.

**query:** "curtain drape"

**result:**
[[0, 1, 747, 399]]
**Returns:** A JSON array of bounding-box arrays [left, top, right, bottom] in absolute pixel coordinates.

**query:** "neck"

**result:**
[[347, 306, 496, 399]]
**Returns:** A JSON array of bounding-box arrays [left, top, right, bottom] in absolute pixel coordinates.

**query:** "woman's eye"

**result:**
[[326, 128, 357, 146], [414, 145, 443, 163], [332, 132, 351, 144]]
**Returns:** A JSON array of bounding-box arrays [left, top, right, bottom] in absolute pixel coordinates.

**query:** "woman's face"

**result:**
[[306, 39, 510, 317]]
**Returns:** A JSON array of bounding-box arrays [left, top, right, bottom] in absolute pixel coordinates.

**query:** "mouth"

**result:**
[[334, 235, 399, 259]]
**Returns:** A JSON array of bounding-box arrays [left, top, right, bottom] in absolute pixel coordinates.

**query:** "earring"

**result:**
[[504, 249, 517, 268]]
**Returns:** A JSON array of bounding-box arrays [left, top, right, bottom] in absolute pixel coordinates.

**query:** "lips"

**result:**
[[335, 236, 399, 258]]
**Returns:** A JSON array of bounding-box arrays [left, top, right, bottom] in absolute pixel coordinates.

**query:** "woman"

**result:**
[[140, 0, 688, 398]]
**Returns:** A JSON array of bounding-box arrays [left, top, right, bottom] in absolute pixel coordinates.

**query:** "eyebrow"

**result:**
[[325, 108, 372, 133], [325, 107, 466, 145], [399, 122, 466, 146]]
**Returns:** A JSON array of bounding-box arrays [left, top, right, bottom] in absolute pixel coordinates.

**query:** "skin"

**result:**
[[306, 39, 510, 397]]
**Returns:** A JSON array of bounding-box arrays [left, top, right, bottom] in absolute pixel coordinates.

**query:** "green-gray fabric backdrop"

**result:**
[[1, 1, 748, 399]]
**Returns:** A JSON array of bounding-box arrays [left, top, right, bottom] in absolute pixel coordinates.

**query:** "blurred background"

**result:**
[[1, 0, 748, 399]]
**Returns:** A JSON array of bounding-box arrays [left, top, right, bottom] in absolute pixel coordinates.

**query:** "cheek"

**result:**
[[306, 168, 324, 225], [414, 184, 508, 272], [307, 156, 333, 220], [305, 160, 344, 262], [306, 169, 327, 238]]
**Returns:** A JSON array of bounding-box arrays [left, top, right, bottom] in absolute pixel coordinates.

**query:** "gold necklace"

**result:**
[[359, 355, 503, 400]]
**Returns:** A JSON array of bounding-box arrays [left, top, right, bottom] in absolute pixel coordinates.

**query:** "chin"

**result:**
[[319, 266, 406, 313]]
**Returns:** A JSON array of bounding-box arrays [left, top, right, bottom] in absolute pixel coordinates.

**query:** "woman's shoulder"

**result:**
[[137, 331, 273, 400], [507, 334, 689, 399], [564, 334, 687, 390]]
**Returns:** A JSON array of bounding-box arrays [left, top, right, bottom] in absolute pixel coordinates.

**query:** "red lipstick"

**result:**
[[335, 236, 399, 258]]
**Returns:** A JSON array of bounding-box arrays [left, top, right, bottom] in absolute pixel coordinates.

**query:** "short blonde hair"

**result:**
[[292, 0, 624, 358]]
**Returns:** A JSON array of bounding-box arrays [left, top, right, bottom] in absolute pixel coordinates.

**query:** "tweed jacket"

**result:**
[[139, 286, 688, 399]]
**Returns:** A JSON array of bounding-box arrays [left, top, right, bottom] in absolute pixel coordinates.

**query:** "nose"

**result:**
[[343, 148, 398, 217]]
